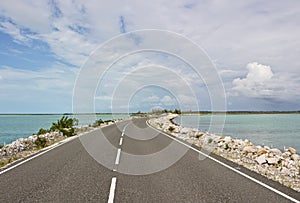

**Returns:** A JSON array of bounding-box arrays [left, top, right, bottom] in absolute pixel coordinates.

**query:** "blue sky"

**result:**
[[0, 0, 300, 113]]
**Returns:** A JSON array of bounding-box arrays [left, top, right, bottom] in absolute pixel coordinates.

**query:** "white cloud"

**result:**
[[231, 62, 300, 100], [1, 1, 300, 111], [231, 62, 274, 97]]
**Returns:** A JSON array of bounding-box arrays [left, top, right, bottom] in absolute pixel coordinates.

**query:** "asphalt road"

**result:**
[[0, 118, 299, 202]]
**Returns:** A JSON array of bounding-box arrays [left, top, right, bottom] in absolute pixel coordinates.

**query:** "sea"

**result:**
[[1, 114, 299, 153], [0, 114, 129, 145], [174, 114, 300, 153]]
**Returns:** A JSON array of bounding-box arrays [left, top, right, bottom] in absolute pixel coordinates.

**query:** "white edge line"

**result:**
[[115, 148, 121, 165], [0, 119, 132, 175], [146, 120, 300, 203], [108, 177, 117, 203], [0, 134, 79, 175]]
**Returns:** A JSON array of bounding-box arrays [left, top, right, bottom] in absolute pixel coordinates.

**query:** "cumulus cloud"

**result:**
[[1, 1, 300, 111], [231, 62, 300, 101], [232, 62, 274, 97]]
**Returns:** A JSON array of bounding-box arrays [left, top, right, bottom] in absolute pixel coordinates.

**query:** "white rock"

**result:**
[[266, 157, 279, 165], [287, 147, 296, 154], [180, 127, 190, 134], [242, 145, 257, 153], [269, 148, 282, 155], [291, 154, 299, 161], [256, 154, 267, 164], [224, 136, 232, 144]]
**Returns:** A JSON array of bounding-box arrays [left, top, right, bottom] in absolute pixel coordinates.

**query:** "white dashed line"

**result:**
[[108, 177, 117, 203], [119, 137, 123, 146], [115, 148, 121, 165]]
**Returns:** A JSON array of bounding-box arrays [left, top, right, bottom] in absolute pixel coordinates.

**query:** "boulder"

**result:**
[[269, 148, 282, 155], [257, 148, 268, 155], [291, 154, 299, 161], [181, 127, 190, 134], [242, 145, 257, 154], [256, 154, 267, 164], [287, 147, 296, 155], [266, 157, 280, 165], [224, 136, 232, 144]]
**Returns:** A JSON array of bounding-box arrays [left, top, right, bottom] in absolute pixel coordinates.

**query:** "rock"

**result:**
[[282, 151, 291, 158], [180, 127, 190, 134], [287, 147, 296, 155], [291, 154, 299, 161], [242, 145, 257, 154], [266, 157, 280, 165], [256, 154, 267, 164], [224, 136, 232, 144], [257, 148, 268, 155], [269, 148, 282, 155]]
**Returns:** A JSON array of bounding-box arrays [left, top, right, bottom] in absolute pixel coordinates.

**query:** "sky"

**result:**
[[0, 0, 300, 113]]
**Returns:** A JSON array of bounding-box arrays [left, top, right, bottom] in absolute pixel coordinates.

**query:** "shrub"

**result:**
[[50, 116, 77, 137], [208, 138, 213, 144], [174, 109, 181, 114], [37, 128, 49, 135], [195, 133, 204, 138], [168, 126, 175, 132], [225, 143, 229, 150], [35, 136, 47, 148], [92, 119, 104, 127]]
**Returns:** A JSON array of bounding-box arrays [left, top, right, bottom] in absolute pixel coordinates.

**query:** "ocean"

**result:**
[[174, 114, 300, 153], [0, 114, 129, 145]]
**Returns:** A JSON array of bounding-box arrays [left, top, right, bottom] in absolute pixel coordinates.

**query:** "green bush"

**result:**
[[37, 128, 49, 135], [169, 126, 175, 132], [168, 126, 175, 132], [35, 136, 47, 148], [225, 143, 229, 150], [50, 116, 77, 137], [208, 138, 213, 144], [92, 119, 104, 127], [174, 109, 181, 114], [0, 144, 3, 149], [195, 133, 204, 138]]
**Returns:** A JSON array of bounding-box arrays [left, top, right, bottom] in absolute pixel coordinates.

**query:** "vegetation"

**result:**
[[208, 138, 213, 144], [0, 144, 3, 149], [92, 119, 104, 127], [195, 133, 204, 138], [37, 128, 49, 135], [174, 109, 181, 114], [151, 108, 182, 114], [225, 143, 230, 150], [50, 116, 78, 137], [34, 136, 47, 148], [168, 126, 175, 132]]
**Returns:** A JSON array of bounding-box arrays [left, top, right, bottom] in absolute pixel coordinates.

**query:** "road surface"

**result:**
[[0, 118, 299, 202]]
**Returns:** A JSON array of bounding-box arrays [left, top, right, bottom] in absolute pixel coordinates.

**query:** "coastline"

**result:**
[[148, 113, 300, 192], [0, 118, 126, 169]]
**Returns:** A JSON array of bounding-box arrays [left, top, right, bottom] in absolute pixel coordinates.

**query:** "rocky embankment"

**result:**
[[0, 120, 118, 169], [148, 114, 300, 192]]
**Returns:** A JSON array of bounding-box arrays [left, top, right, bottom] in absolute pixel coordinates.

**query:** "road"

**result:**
[[0, 118, 299, 202]]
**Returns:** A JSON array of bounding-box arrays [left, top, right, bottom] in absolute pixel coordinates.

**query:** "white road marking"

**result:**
[[119, 137, 123, 146], [0, 135, 79, 175], [115, 148, 121, 165], [147, 120, 300, 203], [108, 177, 117, 203]]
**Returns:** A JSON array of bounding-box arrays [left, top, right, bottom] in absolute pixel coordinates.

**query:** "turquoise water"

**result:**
[[0, 114, 129, 145], [175, 114, 300, 153]]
